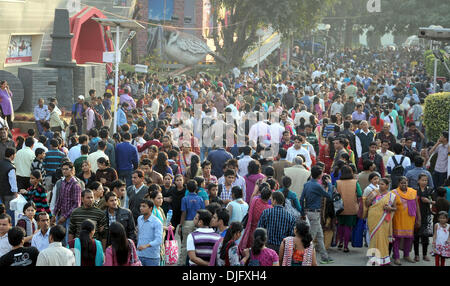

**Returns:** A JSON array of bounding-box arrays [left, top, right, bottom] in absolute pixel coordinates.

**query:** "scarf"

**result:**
[[20, 215, 37, 236]]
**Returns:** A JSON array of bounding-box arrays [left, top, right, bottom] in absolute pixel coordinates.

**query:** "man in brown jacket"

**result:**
[[272, 149, 293, 185]]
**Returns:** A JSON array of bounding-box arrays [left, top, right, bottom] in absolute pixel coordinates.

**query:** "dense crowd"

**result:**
[[0, 45, 449, 267]]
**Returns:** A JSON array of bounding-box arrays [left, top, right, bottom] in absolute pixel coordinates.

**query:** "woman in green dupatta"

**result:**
[[366, 178, 397, 266], [149, 189, 171, 266]]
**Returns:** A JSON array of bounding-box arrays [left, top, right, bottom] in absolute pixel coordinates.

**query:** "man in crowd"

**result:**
[[31, 212, 50, 252], [36, 225, 75, 266]]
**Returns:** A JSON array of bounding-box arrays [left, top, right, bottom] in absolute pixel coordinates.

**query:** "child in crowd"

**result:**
[[432, 212, 449, 266]]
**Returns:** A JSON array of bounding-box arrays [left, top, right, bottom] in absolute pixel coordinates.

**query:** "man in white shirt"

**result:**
[[294, 105, 313, 127], [68, 135, 88, 163], [386, 143, 411, 174], [330, 95, 344, 116], [15, 137, 35, 190], [248, 113, 270, 147], [150, 93, 160, 118], [286, 136, 312, 168], [36, 225, 75, 266], [33, 136, 48, 153], [268, 113, 285, 148], [87, 141, 109, 174], [238, 146, 253, 177], [0, 214, 12, 257], [84, 102, 95, 132], [377, 140, 395, 174], [31, 212, 50, 252]]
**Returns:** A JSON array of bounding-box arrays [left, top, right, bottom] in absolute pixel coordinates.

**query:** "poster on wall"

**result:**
[[5, 35, 32, 64]]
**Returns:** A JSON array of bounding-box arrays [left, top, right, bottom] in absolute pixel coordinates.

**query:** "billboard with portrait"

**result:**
[[5, 35, 32, 64]]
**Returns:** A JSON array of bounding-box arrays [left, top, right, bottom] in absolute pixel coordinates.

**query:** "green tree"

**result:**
[[210, 0, 336, 71]]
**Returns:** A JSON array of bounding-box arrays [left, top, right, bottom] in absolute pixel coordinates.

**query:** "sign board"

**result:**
[[6, 35, 32, 64], [135, 64, 148, 73], [103, 52, 116, 63], [367, 0, 381, 13]]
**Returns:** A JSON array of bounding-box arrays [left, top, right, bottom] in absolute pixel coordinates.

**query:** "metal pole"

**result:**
[[113, 25, 120, 134], [434, 58, 438, 93], [325, 30, 329, 56], [312, 34, 315, 56]]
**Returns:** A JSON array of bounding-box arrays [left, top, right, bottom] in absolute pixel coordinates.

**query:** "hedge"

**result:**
[[423, 92, 450, 142], [424, 49, 450, 77]]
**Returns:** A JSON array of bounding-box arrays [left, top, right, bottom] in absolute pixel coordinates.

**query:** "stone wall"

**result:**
[[17, 67, 59, 112], [73, 62, 106, 101]]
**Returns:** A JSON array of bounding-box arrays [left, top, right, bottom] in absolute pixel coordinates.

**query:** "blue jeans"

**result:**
[[139, 257, 160, 266], [56, 215, 71, 246], [119, 170, 133, 188]]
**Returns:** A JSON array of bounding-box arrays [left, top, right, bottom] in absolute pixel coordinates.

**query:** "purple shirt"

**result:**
[[351, 111, 366, 121], [55, 177, 82, 219], [119, 94, 136, 110], [0, 88, 13, 115]]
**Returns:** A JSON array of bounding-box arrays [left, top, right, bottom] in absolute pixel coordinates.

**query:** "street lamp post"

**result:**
[[91, 18, 144, 134]]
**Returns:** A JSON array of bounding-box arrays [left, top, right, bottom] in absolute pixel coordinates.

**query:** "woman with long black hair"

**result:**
[[153, 151, 173, 177], [279, 220, 317, 266], [104, 222, 141, 266], [216, 222, 249, 266], [248, 228, 279, 266], [370, 109, 384, 133], [68, 219, 104, 266], [185, 154, 201, 180]]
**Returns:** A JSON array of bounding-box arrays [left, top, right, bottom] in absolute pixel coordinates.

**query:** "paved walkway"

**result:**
[[322, 245, 437, 266]]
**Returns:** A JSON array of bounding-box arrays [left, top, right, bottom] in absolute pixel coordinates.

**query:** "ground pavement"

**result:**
[[322, 245, 437, 266]]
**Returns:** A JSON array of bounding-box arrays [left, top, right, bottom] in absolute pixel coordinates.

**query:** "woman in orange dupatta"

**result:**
[[239, 184, 272, 251], [391, 176, 421, 265], [366, 178, 397, 266]]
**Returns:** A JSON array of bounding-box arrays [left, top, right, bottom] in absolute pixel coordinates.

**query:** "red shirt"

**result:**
[[370, 117, 384, 133]]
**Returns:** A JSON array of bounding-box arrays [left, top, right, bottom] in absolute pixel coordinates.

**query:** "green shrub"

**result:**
[[423, 92, 450, 142]]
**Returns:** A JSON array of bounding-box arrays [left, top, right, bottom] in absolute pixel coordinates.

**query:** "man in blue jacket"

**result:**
[[300, 165, 334, 264], [115, 132, 138, 187]]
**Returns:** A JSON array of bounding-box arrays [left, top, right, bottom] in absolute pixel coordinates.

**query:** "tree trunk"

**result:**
[[131, 3, 141, 65]]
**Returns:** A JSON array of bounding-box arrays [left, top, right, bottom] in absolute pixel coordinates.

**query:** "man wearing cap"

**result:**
[[72, 96, 85, 135]]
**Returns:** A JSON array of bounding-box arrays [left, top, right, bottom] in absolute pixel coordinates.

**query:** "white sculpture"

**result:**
[[164, 30, 226, 66]]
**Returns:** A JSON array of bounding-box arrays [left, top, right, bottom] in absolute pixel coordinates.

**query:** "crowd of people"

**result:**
[[0, 45, 449, 267]]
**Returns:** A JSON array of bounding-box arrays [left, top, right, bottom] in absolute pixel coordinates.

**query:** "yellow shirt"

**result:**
[[391, 188, 417, 238]]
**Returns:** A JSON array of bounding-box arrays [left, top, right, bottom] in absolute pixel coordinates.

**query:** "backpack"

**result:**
[[391, 156, 405, 189], [92, 108, 104, 129]]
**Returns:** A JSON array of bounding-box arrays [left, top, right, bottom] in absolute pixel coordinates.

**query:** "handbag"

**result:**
[[285, 198, 301, 221], [332, 192, 344, 216], [128, 239, 142, 266], [164, 227, 179, 265]]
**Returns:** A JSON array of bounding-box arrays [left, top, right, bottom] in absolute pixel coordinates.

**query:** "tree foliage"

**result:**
[[210, 0, 336, 71]]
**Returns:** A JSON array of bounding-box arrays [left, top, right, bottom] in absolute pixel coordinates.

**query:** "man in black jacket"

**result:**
[[104, 191, 136, 245], [126, 170, 149, 223], [0, 147, 17, 221]]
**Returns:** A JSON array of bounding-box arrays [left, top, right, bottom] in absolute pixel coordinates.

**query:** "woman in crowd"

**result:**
[[153, 151, 173, 177], [279, 220, 317, 266], [96, 157, 118, 190], [20, 170, 51, 217], [413, 174, 434, 262], [104, 222, 141, 266], [216, 222, 249, 266], [391, 176, 421, 265], [149, 190, 170, 266], [77, 161, 96, 189], [68, 219, 104, 266], [168, 174, 186, 230], [366, 178, 396, 266], [90, 181, 105, 210], [185, 154, 201, 180], [335, 165, 362, 253], [244, 160, 266, 204], [16, 202, 37, 247], [278, 176, 302, 213], [247, 228, 279, 266], [239, 185, 272, 250], [226, 186, 249, 224]]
